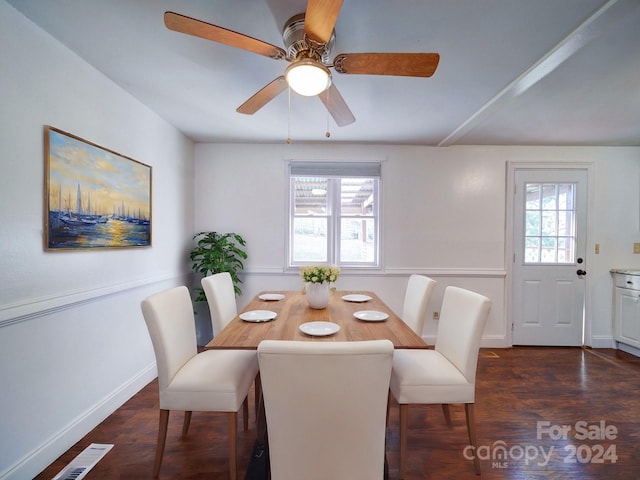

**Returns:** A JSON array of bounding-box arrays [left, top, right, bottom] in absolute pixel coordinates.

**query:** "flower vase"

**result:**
[[306, 282, 330, 309]]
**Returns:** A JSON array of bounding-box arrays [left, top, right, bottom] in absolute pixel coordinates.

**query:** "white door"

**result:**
[[512, 169, 588, 346]]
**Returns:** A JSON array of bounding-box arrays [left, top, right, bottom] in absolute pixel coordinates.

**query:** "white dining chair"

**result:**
[[401, 274, 436, 335], [390, 286, 491, 477], [201, 272, 237, 336], [141, 286, 258, 480], [202, 272, 261, 415], [257, 339, 395, 480]]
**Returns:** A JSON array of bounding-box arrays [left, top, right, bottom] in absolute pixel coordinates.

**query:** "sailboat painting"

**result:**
[[44, 126, 152, 250]]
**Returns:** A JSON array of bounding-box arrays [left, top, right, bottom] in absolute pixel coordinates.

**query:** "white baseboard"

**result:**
[[479, 335, 511, 348], [590, 335, 616, 349], [422, 334, 510, 349], [616, 341, 640, 358], [1, 363, 157, 480], [422, 335, 615, 350]]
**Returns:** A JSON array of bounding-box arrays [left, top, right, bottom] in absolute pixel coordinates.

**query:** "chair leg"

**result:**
[[243, 397, 249, 431], [464, 403, 481, 475], [182, 411, 192, 435], [153, 409, 170, 477], [441, 404, 452, 427], [228, 412, 238, 480], [399, 404, 409, 479]]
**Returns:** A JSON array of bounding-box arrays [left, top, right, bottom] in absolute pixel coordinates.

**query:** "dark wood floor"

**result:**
[[34, 347, 640, 479]]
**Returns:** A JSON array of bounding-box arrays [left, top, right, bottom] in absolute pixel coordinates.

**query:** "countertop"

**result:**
[[611, 269, 640, 276]]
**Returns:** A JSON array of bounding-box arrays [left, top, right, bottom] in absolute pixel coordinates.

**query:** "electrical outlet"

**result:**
[[634, 243, 640, 254], [595, 243, 600, 254], [433, 311, 439, 320]]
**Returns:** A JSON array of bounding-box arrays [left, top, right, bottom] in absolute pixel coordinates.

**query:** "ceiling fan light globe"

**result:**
[[285, 61, 331, 96]]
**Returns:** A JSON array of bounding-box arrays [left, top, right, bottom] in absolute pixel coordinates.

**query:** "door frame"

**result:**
[[505, 161, 595, 347]]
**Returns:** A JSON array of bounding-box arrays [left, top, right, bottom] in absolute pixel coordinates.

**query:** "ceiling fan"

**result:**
[[164, 0, 439, 127]]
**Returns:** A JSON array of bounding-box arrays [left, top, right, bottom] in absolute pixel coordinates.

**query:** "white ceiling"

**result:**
[[7, 0, 640, 146]]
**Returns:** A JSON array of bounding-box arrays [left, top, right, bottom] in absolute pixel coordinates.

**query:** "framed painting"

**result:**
[[44, 126, 152, 250]]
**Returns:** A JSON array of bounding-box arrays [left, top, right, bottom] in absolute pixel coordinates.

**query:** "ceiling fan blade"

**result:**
[[333, 53, 440, 77], [304, 0, 344, 43], [164, 11, 286, 60], [318, 83, 355, 127], [237, 76, 288, 115]]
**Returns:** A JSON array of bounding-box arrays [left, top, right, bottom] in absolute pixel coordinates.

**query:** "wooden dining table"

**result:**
[[205, 289, 426, 479], [204, 289, 429, 350]]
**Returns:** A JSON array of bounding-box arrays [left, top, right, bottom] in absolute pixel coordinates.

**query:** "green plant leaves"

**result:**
[[190, 231, 248, 300]]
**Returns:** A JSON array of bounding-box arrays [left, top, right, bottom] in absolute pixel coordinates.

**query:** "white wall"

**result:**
[[194, 143, 640, 349], [590, 150, 640, 344], [0, 2, 195, 479], [193, 143, 507, 345]]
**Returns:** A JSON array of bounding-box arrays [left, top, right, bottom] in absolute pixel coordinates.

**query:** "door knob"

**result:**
[[577, 269, 587, 276]]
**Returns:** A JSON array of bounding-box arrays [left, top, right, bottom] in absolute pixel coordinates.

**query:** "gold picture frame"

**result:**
[[44, 126, 152, 250]]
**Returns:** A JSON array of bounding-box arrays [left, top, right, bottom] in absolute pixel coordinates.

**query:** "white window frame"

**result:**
[[287, 161, 382, 269]]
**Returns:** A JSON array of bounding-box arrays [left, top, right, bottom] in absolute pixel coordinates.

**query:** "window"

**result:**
[[288, 161, 381, 268], [524, 182, 576, 264]]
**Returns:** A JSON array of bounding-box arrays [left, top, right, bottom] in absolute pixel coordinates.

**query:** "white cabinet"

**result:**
[[613, 273, 640, 349]]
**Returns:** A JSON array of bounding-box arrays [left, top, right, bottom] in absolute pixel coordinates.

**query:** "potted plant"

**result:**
[[189, 231, 248, 301], [299, 265, 340, 309]]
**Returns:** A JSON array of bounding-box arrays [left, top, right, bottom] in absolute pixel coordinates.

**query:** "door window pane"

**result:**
[[542, 184, 558, 210], [524, 183, 576, 264], [526, 184, 541, 209], [525, 237, 541, 262], [541, 211, 557, 236], [525, 211, 541, 236]]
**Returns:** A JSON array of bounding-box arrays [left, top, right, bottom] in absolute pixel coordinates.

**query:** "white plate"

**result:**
[[299, 321, 341, 336], [342, 294, 372, 303], [239, 310, 277, 322], [353, 310, 389, 322], [259, 293, 285, 301]]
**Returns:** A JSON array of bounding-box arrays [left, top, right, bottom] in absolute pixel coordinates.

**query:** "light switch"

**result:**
[[634, 243, 640, 254]]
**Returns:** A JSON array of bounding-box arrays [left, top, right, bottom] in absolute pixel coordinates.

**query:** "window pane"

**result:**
[[526, 184, 541, 209], [541, 237, 557, 262], [557, 237, 574, 263], [558, 184, 575, 210], [293, 177, 328, 215], [292, 217, 327, 262], [340, 218, 375, 262], [525, 237, 540, 263], [525, 211, 541, 235], [558, 211, 574, 236], [541, 236, 556, 248], [340, 178, 375, 216], [541, 211, 557, 236], [541, 184, 558, 210]]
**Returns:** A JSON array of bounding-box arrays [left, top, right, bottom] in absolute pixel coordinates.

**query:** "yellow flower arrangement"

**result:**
[[300, 265, 340, 284]]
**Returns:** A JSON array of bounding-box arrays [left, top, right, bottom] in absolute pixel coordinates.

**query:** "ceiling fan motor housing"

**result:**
[[282, 13, 335, 64]]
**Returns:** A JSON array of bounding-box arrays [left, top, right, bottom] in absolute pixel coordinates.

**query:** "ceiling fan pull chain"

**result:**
[[325, 87, 331, 138], [287, 86, 292, 144]]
